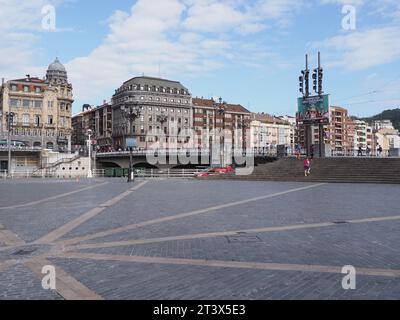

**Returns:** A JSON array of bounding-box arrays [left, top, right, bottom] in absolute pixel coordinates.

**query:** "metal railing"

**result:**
[[0, 145, 42, 152], [96, 148, 280, 157], [1, 169, 105, 179], [134, 168, 202, 179], [330, 150, 399, 158]]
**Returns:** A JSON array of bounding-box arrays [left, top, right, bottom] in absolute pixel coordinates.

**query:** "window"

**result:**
[[23, 114, 30, 126], [34, 115, 41, 127], [23, 99, 30, 108], [11, 85, 17, 91], [23, 86, 29, 92], [34, 100, 42, 108], [35, 87, 41, 93], [10, 99, 19, 107], [48, 115, 53, 125], [48, 101, 53, 109]]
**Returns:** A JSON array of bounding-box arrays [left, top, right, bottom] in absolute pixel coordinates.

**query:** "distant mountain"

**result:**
[[354, 108, 400, 130]]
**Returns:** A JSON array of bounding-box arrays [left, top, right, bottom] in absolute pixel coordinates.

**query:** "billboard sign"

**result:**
[[126, 138, 137, 148], [297, 94, 330, 125]]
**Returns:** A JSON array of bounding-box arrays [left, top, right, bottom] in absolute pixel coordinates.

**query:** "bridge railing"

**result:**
[[0, 146, 42, 152], [96, 148, 279, 157], [135, 168, 202, 179]]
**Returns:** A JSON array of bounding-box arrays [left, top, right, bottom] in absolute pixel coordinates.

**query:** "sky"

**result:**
[[1, 0, 400, 117]]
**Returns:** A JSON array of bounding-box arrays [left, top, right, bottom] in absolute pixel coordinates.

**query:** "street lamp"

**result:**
[[216, 99, 225, 166], [238, 118, 249, 153], [87, 129, 93, 178], [5, 112, 15, 178], [157, 111, 168, 149], [121, 101, 141, 183]]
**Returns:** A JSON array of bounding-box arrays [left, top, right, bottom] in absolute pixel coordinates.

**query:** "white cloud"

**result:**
[[311, 26, 400, 70], [67, 0, 304, 105], [0, 0, 52, 78]]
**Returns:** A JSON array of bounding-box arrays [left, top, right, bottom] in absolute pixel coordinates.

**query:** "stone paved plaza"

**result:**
[[0, 178, 399, 300]]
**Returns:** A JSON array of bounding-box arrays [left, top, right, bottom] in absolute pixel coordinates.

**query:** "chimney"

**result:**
[[1, 78, 4, 86]]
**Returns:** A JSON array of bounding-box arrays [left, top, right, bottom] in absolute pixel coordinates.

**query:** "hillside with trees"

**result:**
[[351, 108, 400, 130]]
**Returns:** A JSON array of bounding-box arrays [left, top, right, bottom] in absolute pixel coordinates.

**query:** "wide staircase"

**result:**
[[214, 158, 400, 184]]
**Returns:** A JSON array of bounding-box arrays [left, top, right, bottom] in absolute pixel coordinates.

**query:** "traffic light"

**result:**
[[6, 113, 14, 130], [304, 70, 310, 97], [312, 69, 318, 92], [318, 68, 323, 95]]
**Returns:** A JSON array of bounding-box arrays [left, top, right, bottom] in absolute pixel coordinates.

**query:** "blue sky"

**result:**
[[1, 0, 400, 117]]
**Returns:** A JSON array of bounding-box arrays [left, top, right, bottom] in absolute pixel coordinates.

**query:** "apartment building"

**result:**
[[192, 98, 252, 150], [0, 58, 73, 151], [250, 113, 293, 151]]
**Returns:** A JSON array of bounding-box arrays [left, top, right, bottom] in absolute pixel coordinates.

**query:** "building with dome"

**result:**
[[0, 57, 74, 154]]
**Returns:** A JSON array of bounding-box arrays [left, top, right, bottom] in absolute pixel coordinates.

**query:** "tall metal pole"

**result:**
[[87, 130, 93, 178], [318, 51, 324, 158], [6, 113, 14, 178], [7, 121, 11, 178], [304, 54, 310, 157], [129, 116, 134, 182]]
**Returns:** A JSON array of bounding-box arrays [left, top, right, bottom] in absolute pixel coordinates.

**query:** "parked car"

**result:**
[[194, 166, 235, 178]]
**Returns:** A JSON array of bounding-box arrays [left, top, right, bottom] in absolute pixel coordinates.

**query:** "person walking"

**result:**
[[304, 158, 311, 177], [366, 146, 371, 157], [358, 146, 363, 157], [378, 145, 383, 157]]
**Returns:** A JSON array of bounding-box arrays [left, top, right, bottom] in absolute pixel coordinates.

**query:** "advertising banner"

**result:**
[[297, 94, 330, 125]]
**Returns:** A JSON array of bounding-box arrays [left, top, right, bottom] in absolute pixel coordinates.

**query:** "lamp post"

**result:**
[[87, 129, 93, 178], [6, 112, 15, 178], [212, 97, 225, 167], [238, 118, 249, 154], [121, 101, 141, 183], [157, 111, 168, 150]]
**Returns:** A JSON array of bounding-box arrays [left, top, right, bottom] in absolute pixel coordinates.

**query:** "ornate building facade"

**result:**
[[112, 77, 192, 149], [0, 58, 73, 151]]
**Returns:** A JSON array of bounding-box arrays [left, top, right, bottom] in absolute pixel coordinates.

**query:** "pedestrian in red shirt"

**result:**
[[304, 158, 311, 177]]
